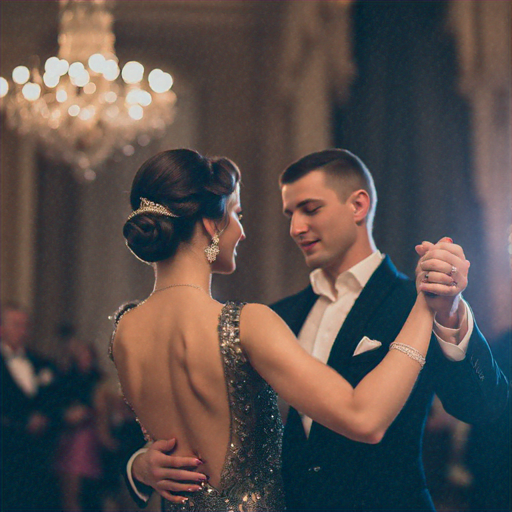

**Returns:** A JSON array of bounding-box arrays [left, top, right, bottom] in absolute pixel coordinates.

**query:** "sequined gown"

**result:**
[[111, 301, 285, 512]]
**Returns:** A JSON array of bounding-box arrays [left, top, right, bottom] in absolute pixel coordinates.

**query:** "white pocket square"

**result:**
[[353, 336, 382, 356]]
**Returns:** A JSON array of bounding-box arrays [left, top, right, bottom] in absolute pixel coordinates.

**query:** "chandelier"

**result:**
[[0, 0, 176, 180]]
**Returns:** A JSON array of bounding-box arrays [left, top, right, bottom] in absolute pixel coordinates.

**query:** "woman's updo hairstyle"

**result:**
[[123, 149, 240, 263]]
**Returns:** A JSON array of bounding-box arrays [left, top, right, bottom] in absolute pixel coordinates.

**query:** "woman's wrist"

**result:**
[[415, 293, 435, 318]]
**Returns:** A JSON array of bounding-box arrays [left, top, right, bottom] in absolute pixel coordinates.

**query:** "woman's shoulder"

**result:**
[[238, 303, 284, 337], [240, 302, 274, 317]]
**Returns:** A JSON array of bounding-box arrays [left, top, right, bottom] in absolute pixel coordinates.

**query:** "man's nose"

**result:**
[[290, 214, 307, 238]]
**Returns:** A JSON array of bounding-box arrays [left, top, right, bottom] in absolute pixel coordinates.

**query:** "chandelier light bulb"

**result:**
[[122, 61, 144, 84], [128, 104, 143, 120], [58, 59, 69, 76], [125, 89, 140, 105], [123, 144, 135, 156], [106, 105, 120, 118], [56, 89, 68, 103], [72, 70, 90, 88], [125, 88, 151, 106], [43, 73, 60, 88], [137, 134, 151, 146], [83, 169, 96, 181], [148, 69, 173, 93], [68, 62, 85, 79], [103, 60, 120, 81], [138, 90, 152, 107], [45, 57, 62, 75], [0, 77, 9, 98], [12, 66, 30, 85], [88, 53, 106, 74], [78, 106, 95, 120], [104, 91, 118, 103], [83, 82, 96, 95], [68, 104, 80, 117], [22, 82, 41, 101]]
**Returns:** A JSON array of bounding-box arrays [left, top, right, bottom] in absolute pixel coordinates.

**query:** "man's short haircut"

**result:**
[[279, 148, 377, 229]]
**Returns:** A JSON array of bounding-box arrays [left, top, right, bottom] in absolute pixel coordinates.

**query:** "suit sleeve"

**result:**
[[123, 448, 152, 508], [432, 316, 509, 424]]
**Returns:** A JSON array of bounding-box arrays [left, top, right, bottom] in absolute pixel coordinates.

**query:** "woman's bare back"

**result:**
[[112, 298, 285, 510], [112, 292, 231, 487]]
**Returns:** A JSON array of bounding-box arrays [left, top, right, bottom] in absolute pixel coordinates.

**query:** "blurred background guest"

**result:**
[[0, 303, 60, 511], [95, 376, 146, 512], [54, 337, 104, 511]]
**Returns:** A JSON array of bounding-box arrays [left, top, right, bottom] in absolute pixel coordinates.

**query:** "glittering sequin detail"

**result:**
[[163, 301, 285, 512]]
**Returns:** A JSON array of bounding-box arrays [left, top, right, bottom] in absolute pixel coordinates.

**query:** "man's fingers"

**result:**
[[419, 279, 467, 296], [158, 479, 202, 492], [421, 259, 459, 276], [421, 271, 455, 286], [162, 468, 207, 482], [153, 438, 177, 452], [419, 282, 455, 296], [159, 491, 188, 503], [160, 455, 204, 468]]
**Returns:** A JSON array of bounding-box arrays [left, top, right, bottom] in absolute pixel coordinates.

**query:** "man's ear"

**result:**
[[349, 190, 371, 224]]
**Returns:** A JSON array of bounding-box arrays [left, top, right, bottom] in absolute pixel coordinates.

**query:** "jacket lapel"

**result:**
[[326, 256, 403, 368]]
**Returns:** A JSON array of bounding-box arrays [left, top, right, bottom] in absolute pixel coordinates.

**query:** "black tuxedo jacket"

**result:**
[[1, 349, 61, 511], [0, 350, 58, 431], [273, 256, 508, 511]]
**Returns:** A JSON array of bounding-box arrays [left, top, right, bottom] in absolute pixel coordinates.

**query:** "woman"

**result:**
[[110, 149, 437, 511]]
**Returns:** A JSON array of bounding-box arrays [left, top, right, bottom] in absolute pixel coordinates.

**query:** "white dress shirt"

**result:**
[[294, 251, 473, 436], [1, 343, 38, 397]]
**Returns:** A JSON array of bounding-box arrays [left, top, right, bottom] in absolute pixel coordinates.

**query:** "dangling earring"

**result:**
[[205, 234, 220, 263]]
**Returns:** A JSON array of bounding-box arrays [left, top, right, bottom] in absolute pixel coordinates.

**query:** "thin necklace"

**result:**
[[152, 283, 205, 295]]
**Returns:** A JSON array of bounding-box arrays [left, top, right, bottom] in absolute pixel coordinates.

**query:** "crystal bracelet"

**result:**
[[389, 342, 426, 368]]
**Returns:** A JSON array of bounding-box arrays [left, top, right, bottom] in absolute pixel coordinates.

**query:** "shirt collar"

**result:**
[[310, 251, 384, 302]]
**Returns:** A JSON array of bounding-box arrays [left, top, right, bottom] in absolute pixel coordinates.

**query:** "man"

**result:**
[[0, 303, 60, 511], [124, 149, 508, 510]]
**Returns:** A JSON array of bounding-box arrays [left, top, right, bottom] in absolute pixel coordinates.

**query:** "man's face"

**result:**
[[281, 170, 358, 276], [1, 309, 30, 351]]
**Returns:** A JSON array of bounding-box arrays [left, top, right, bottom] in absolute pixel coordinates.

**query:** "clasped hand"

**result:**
[[415, 237, 470, 328]]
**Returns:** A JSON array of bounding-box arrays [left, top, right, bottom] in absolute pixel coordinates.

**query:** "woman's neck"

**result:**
[[154, 244, 212, 296]]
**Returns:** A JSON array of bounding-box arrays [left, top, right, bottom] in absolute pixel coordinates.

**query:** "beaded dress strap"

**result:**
[[108, 301, 140, 362]]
